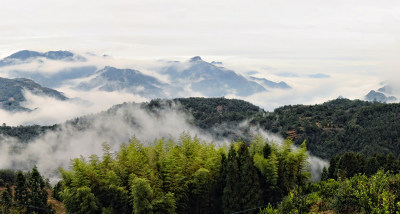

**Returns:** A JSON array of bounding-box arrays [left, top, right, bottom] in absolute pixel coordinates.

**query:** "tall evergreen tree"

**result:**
[[189, 168, 211, 214], [5, 183, 12, 201], [321, 167, 328, 181], [27, 166, 54, 214], [1, 189, 12, 213], [210, 153, 226, 213], [222, 143, 241, 214], [328, 155, 339, 179], [365, 157, 379, 176], [355, 153, 366, 174], [14, 171, 28, 210], [52, 181, 63, 201], [237, 142, 263, 213], [375, 153, 387, 169], [386, 153, 396, 172], [335, 152, 359, 178], [263, 143, 272, 158]]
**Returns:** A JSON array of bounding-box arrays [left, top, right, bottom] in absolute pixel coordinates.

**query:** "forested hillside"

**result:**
[[1, 97, 400, 213], [147, 97, 400, 160], [0, 124, 58, 142], [2, 135, 400, 213], [2, 97, 400, 160], [264, 98, 400, 159], [145, 97, 266, 142], [0, 133, 312, 213], [262, 152, 400, 213]]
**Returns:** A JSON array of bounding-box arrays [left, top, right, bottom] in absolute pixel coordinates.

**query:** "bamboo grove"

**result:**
[[54, 134, 309, 214]]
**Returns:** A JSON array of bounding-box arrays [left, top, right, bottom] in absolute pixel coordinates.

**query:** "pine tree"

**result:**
[[237, 142, 263, 213], [189, 168, 210, 214], [386, 153, 396, 172], [222, 143, 241, 214], [52, 181, 63, 201], [321, 167, 328, 181], [1, 189, 12, 213], [5, 183, 12, 201], [210, 153, 226, 213], [328, 155, 339, 179], [14, 171, 28, 210], [365, 157, 379, 176], [27, 166, 54, 214], [336, 152, 359, 178], [356, 153, 366, 174], [263, 143, 272, 158]]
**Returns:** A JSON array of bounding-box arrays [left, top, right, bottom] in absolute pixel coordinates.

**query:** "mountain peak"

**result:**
[[0, 77, 68, 112], [6, 50, 42, 60], [44, 50, 74, 60], [365, 90, 397, 103], [190, 56, 203, 62], [1, 50, 86, 66]]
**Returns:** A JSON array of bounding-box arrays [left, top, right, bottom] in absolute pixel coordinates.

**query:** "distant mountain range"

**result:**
[[0, 50, 86, 67], [0, 51, 291, 99], [249, 76, 291, 89], [77, 56, 288, 98], [365, 90, 396, 103], [0, 50, 94, 88], [77, 66, 168, 98], [1, 50, 398, 109], [162, 56, 271, 97], [0, 77, 67, 111], [364, 84, 397, 103]]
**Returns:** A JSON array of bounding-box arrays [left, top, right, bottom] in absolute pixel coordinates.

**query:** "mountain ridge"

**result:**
[[77, 66, 168, 98], [163, 56, 267, 97], [3, 96, 400, 161], [0, 50, 86, 67], [0, 77, 68, 112]]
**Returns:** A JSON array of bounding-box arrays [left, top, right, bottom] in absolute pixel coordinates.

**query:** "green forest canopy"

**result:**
[[2, 97, 400, 160], [55, 134, 309, 214]]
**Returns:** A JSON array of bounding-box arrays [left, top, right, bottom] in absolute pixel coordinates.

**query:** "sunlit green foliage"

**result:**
[[58, 134, 310, 214], [261, 170, 400, 213]]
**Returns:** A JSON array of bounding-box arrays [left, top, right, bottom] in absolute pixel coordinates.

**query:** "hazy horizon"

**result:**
[[0, 0, 399, 125]]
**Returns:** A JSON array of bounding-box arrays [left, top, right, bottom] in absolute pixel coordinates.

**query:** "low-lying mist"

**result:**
[[0, 103, 208, 184], [0, 101, 328, 184], [246, 125, 329, 181]]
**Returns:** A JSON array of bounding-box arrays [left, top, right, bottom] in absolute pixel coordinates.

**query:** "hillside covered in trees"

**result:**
[[264, 98, 400, 159], [1, 96, 400, 213], [261, 152, 400, 213], [2, 135, 400, 213], [2, 97, 400, 161], [146, 97, 400, 159]]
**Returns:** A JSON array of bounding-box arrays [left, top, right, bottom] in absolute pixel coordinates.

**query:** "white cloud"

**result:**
[[0, 88, 147, 126], [0, 52, 390, 125], [0, 0, 399, 63], [229, 72, 381, 111], [0, 0, 398, 113], [0, 103, 328, 184]]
